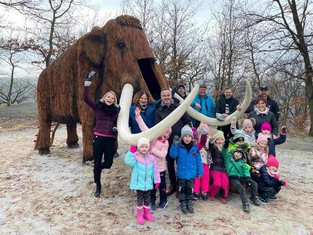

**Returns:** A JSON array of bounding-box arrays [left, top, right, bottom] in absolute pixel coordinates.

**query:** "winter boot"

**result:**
[[94, 183, 101, 198], [186, 200, 194, 214], [143, 206, 155, 222], [243, 203, 250, 214], [250, 196, 260, 206], [136, 206, 145, 225], [180, 201, 188, 214]]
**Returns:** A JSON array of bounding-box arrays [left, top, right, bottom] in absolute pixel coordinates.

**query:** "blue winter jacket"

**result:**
[[191, 93, 216, 118], [124, 151, 160, 191], [170, 143, 204, 180], [129, 103, 156, 134]]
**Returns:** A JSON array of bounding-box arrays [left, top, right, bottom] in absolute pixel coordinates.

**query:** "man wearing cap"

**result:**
[[246, 85, 280, 122], [173, 84, 187, 99]]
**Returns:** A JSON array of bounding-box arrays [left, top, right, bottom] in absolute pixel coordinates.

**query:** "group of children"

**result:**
[[124, 112, 288, 224]]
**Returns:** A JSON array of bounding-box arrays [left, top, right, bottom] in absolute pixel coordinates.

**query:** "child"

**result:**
[[258, 155, 287, 204], [135, 107, 171, 210], [249, 133, 269, 182], [207, 130, 229, 204], [170, 125, 204, 214], [223, 141, 260, 214], [124, 138, 161, 225], [260, 122, 286, 156], [231, 117, 256, 146], [193, 123, 210, 201]]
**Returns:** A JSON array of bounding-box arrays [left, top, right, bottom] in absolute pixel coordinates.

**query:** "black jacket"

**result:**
[[216, 95, 239, 115], [258, 165, 283, 191]]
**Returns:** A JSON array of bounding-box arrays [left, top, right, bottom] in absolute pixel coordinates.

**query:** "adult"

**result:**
[[172, 84, 187, 99], [248, 95, 278, 138], [154, 89, 192, 196], [247, 85, 280, 122], [129, 91, 155, 134], [215, 87, 240, 139], [191, 84, 216, 128], [83, 71, 120, 198]]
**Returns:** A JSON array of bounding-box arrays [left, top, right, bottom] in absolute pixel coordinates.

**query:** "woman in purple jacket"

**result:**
[[83, 71, 120, 198]]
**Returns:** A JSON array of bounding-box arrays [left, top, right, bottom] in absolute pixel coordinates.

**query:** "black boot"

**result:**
[[94, 183, 101, 198], [186, 200, 194, 214], [180, 201, 188, 214], [243, 203, 250, 214]]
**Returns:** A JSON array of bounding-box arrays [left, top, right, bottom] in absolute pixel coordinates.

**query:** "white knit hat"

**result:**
[[137, 137, 150, 149], [181, 125, 193, 138]]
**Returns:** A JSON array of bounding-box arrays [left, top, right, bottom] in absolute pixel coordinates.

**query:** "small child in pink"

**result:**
[[193, 123, 211, 200], [207, 130, 230, 204]]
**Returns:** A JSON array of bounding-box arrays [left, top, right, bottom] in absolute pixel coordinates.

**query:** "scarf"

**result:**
[[96, 100, 120, 116]]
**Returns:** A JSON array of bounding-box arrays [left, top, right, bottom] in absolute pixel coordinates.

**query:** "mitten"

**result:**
[[112, 127, 118, 133], [281, 126, 287, 135], [130, 145, 137, 153], [155, 183, 160, 189], [282, 180, 287, 186], [173, 135, 180, 145], [85, 71, 96, 81], [201, 127, 208, 135], [216, 113, 225, 121]]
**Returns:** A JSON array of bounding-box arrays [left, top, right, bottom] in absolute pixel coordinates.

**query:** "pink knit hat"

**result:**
[[257, 133, 268, 143], [242, 119, 253, 129], [266, 155, 279, 168], [261, 122, 272, 133]]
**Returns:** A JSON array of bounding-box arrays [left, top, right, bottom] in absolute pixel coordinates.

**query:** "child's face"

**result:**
[[268, 165, 278, 174], [182, 134, 193, 144], [258, 141, 267, 148], [244, 126, 253, 132], [215, 137, 225, 147], [233, 151, 243, 160], [261, 129, 271, 135], [161, 130, 171, 140], [138, 144, 149, 154]]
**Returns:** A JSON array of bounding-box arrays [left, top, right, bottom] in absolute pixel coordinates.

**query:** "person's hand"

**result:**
[[273, 135, 278, 139], [282, 180, 287, 186], [231, 117, 237, 127], [134, 106, 141, 117], [195, 103, 202, 109], [173, 135, 180, 145], [130, 145, 137, 153], [112, 127, 118, 133], [201, 127, 208, 135], [216, 113, 225, 121], [155, 183, 160, 189], [236, 104, 242, 111], [85, 71, 96, 81], [281, 126, 287, 134]]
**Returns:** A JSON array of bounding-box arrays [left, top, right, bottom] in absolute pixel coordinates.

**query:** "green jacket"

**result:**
[[222, 147, 251, 178]]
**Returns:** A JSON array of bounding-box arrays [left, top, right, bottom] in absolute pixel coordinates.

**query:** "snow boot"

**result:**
[[94, 183, 101, 198], [136, 206, 145, 225], [143, 206, 155, 222]]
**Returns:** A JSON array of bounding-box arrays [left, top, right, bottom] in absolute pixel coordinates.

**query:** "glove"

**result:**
[[130, 145, 137, 153], [173, 135, 180, 145], [155, 183, 160, 189], [112, 127, 118, 133], [282, 180, 287, 186], [216, 113, 225, 121], [85, 71, 96, 82], [201, 127, 208, 135], [281, 126, 287, 134]]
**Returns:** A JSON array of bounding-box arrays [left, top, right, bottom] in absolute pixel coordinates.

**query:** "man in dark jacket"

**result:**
[[154, 89, 192, 196], [246, 85, 280, 122], [216, 87, 239, 139]]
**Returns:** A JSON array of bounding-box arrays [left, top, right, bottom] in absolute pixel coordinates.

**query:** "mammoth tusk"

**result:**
[[174, 80, 252, 126], [117, 83, 199, 145]]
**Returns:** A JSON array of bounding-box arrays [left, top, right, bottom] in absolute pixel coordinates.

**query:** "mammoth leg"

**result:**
[[66, 123, 79, 148], [81, 121, 94, 163], [36, 120, 52, 155]]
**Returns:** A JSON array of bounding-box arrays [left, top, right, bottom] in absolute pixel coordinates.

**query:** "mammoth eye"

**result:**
[[117, 41, 125, 49]]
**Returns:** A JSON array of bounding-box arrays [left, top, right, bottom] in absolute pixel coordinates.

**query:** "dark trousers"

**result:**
[[259, 186, 281, 199], [178, 178, 194, 202], [137, 190, 151, 207], [167, 138, 177, 187], [93, 135, 116, 184], [230, 177, 258, 204], [150, 171, 167, 203]]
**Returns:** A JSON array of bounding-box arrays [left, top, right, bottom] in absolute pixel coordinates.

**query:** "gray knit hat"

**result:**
[[181, 125, 193, 138]]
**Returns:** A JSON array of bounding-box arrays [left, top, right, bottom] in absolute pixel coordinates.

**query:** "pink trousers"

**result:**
[[193, 164, 210, 193], [208, 170, 229, 198]]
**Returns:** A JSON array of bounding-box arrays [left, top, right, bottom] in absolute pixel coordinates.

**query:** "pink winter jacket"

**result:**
[[249, 144, 269, 171], [135, 115, 169, 172]]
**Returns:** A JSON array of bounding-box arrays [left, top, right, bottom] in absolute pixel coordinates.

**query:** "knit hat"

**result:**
[[261, 122, 272, 133], [242, 119, 253, 129], [181, 125, 193, 138], [257, 133, 268, 144], [232, 132, 245, 143], [266, 155, 279, 168], [177, 84, 185, 89], [192, 127, 198, 140], [137, 137, 150, 149], [210, 130, 225, 144], [234, 144, 249, 159]]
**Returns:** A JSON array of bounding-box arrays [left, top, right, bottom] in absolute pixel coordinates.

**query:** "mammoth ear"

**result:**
[[83, 26, 106, 66]]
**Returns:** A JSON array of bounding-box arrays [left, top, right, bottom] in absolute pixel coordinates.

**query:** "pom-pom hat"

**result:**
[[137, 137, 150, 149], [266, 155, 279, 168], [257, 133, 268, 143], [181, 125, 193, 138]]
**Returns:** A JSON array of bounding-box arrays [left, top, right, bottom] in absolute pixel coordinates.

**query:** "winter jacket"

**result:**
[[209, 142, 226, 172], [247, 96, 280, 122], [170, 143, 204, 180], [222, 147, 251, 179], [136, 114, 168, 172], [216, 94, 239, 115], [268, 133, 286, 156], [230, 128, 256, 145], [83, 86, 120, 136], [249, 144, 269, 171], [154, 101, 191, 140], [129, 103, 156, 134], [191, 93, 216, 118], [258, 165, 284, 191], [248, 107, 278, 136], [124, 151, 160, 191]]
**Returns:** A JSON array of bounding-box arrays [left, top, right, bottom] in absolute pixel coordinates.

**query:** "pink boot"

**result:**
[[136, 206, 145, 225], [143, 206, 155, 222]]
